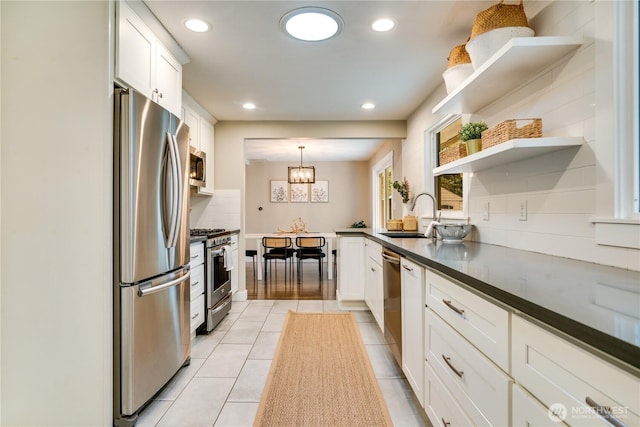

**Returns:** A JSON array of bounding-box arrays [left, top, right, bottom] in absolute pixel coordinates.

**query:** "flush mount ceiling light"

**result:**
[[280, 7, 343, 42], [242, 102, 256, 110], [288, 146, 315, 184], [372, 18, 395, 32], [184, 18, 210, 33], [361, 102, 375, 110]]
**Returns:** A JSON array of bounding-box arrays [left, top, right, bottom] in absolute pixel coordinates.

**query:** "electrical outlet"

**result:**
[[519, 200, 527, 221], [482, 202, 490, 221]]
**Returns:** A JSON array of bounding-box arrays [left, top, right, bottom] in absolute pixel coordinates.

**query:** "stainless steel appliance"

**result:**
[[189, 146, 206, 187], [200, 233, 232, 333], [113, 88, 191, 427], [382, 248, 402, 367]]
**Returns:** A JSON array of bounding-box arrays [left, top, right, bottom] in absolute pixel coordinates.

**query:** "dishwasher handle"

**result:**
[[381, 250, 401, 264]]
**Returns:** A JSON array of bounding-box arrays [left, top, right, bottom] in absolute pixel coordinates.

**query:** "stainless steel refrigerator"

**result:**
[[113, 88, 191, 427]]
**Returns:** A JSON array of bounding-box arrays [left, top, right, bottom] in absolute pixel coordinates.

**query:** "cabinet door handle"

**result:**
[[191, 254, 200, 259], [443, 299, 465, 316], [442, 354, 464, 378], [191, 313, 199, 320], [441, 418, 450, 426], [585, 397, 625, 427], [191, 281, 199, 287], [402, 264, 413, 272]]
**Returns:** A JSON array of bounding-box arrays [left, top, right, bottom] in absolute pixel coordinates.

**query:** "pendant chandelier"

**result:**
[[288, 146, 315, 184]]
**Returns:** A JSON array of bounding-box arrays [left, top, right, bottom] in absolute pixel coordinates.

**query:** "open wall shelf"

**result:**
[[433, 137, 584, 176], [432, 36, 583, 115]]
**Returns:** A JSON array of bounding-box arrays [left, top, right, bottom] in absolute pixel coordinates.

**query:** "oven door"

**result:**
[[207, 247, 231, 308]]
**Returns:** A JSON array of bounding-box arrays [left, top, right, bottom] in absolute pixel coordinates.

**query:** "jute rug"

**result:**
[[254, 311, 393, 427]]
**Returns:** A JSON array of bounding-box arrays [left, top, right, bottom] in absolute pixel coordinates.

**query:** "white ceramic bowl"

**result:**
[[442, 63, 475, 94], [435, 224, 473, 243], [466, 26, 534, 70]]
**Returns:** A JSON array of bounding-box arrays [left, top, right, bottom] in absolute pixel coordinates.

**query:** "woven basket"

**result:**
[[482, 118, 542, 149], [439, 143, 467, 165], [447, 43, 471, 69], [470, 0, 530, 40]]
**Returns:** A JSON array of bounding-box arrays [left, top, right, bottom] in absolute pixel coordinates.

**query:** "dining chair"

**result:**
[[262, 237, 295, 283], [295, 236, 326, 282]]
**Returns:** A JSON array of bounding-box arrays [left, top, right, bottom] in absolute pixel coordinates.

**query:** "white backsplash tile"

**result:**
[[190, 189, 241, 230]]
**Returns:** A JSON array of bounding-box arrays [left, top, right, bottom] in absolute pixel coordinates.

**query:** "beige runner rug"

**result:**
[[254, 311, 393, 427]]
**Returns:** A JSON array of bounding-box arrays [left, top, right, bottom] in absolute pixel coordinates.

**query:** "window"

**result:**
[[424, 115, 466, 218], [372, 152, 393, 228]]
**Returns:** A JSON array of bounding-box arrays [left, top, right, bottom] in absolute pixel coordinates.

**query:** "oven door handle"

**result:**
[[210, 248, 224, 256], [211, 297, 231, 315]]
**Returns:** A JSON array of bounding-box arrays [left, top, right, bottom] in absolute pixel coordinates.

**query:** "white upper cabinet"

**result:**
[[182, 104, 200, 149], [182, 93, 215, 196], [116, 1, 182, 116]]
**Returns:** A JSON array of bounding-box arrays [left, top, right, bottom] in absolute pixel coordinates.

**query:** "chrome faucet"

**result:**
[[410, 192, 438, 238]]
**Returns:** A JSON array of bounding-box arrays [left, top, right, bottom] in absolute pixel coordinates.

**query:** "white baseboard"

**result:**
[[232, 289, 248, 301]]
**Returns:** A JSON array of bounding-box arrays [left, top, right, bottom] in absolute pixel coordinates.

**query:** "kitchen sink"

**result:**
[[380, 232, 427, 238]]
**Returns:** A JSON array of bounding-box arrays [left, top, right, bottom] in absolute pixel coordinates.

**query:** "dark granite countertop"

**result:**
[[335, 228, 640, 373]]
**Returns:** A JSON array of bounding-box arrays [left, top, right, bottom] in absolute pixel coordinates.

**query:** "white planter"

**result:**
[[442, 63, 475, 94], [466, 26, 534, 70]]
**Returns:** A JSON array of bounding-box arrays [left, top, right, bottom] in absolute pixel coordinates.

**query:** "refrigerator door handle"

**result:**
[[169, 133, 183, 248], [138, 270, 191, 297], [164, 132, 180, 248]]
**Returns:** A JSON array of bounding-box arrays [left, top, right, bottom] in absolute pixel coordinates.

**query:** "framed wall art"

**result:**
[[311, 180, 329, 203], [270, 180, 288, 202], [290, 183, 309, 203]]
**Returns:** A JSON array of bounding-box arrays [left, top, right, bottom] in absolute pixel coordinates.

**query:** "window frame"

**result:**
[[372, 151, 394, 229], [424, 114, 469, 220], [593, 0, 639, 249]]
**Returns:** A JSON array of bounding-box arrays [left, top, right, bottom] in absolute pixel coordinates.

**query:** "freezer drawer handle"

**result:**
[[138, 271, 191, 297], [443, 299, 465, 316], [585, 397, 625, 427], [442, 354, 464, 378]]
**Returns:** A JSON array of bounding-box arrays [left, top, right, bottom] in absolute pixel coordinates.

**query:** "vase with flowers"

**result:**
[[459, 121, 488, 155], [392, 177, 414, 223]]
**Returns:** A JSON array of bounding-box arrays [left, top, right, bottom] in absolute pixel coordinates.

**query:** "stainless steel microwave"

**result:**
[[189, 147, 206, 187]]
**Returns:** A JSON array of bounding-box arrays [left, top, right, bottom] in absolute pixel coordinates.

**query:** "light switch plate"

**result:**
[[519, 200, 527, 221]]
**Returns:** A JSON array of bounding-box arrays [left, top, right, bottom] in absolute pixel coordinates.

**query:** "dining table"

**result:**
[[245, 232, 337, 281]]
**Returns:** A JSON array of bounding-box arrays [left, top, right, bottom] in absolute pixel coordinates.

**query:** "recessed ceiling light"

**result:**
[[184, 19, 210, 33], [243, 102, 256, 110], [361, 103, 375, 110], [280, 7, 343, 42], [372, 18, 395, 32]]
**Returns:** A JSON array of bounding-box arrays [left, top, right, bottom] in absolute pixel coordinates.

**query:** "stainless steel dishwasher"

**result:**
[[382, 248, 402, 367]]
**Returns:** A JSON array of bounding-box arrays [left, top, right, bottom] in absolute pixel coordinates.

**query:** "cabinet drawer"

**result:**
[[512, 315, 640, 427], [426, 309, 512, 426], [365, 239, 382, 264], [190, 264, 205, 301], [189, 242, 204, 268], [512, 384, 568, 426], [426, 270, 509, 371], [424, 361, 474, 427], [190, 294, 205, 333]]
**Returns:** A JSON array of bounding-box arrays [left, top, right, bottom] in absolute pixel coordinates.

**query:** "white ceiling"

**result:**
[[144, 0, 546, 161], [245, 138, 386, 162]]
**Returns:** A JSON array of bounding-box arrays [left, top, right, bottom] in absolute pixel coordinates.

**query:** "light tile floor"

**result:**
[[136, 300, 430, 427]]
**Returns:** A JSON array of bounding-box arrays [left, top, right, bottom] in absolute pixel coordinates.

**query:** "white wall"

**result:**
[[244, 161, 371, 233], [1, 1, 112, 424], [405, 1, 639, 270]]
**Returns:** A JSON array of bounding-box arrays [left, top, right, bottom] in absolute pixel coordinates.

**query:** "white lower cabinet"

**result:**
[[189, 242, 205, 335], [365, 240, 384, 331], [401, 257, 424, 406], [512, 315, 640, 427], [230, 233, 238, 294], [425, 309, 512, 426], [337, 236, 365, 302], [512, 383, 569, 426]]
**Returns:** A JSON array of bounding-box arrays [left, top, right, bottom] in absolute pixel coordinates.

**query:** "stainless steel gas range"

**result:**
[[190, 229, 232, 333]]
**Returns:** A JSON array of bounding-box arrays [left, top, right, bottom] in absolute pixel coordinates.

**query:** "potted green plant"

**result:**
[[459, 121, 488, 155]]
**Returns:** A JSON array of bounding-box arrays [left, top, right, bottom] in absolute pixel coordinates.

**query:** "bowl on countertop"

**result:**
[[435, 224, 473, 243]]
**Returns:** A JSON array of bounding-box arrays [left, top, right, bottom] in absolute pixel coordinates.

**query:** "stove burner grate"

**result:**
[[190, 228, 226, 237]]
